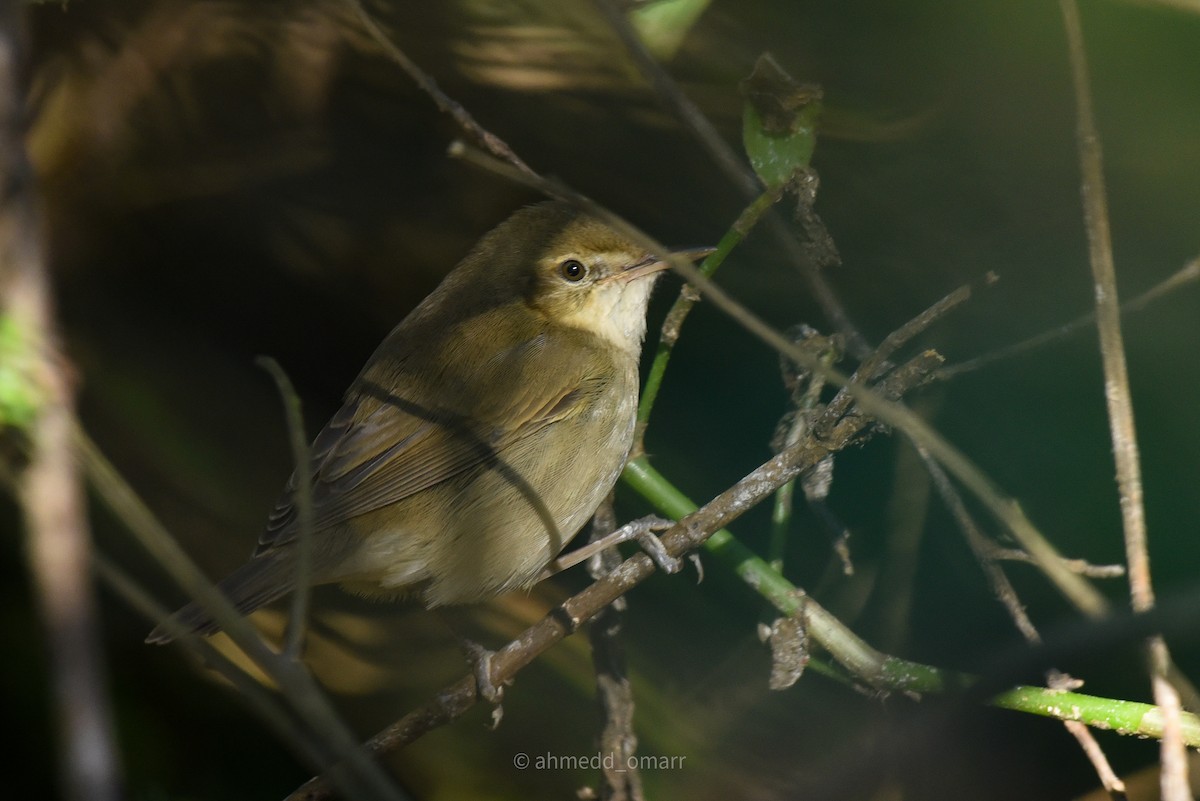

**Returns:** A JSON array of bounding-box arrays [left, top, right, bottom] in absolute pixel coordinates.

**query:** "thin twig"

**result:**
[[345, 0, 536, 178], [585, 499, 645, 801], [1062, 0, 1152, 612], [1059, 3, 1189, 799], [922, 447, 1130, 794], [0, 11, 122, 801], [856, 285, 971, 381], [77, 428, 406, 801], [819, 283, 970, 430], [921, 446, 1128, 793], [91, 555, 340, 773], [919, 449, 1041, 643], [989, 548, 1124, 579], [1065, 720, 1130, 800], [587, 0, 758, 197], [257, 357, 316, 660], [940, 256, 1200, 378]]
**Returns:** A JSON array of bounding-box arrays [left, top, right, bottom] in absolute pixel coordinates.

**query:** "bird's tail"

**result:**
[[145, 551, 296, 644]]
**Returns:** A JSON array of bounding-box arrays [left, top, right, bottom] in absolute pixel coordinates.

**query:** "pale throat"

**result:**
[[557, 276, 657, 356]]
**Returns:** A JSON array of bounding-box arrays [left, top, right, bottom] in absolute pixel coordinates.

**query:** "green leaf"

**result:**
[[740, 54, 823, 189]]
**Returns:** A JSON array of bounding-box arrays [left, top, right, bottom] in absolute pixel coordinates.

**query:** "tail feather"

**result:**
[[145, 551, 296, 644]]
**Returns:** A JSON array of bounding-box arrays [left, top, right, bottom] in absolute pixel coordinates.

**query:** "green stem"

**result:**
[[767, 478, 796, 570], [636, 188, 782, 442], [992, 686, 1200, 744], [620, 456, 1200, 745]]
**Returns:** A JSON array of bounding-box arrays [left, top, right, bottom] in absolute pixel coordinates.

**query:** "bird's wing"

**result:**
[[255, 335, 604, 554]]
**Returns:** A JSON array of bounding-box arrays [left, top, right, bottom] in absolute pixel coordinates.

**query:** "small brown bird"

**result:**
[[148, 201, 706, 643]]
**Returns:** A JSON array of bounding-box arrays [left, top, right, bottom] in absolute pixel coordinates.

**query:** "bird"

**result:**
[[147, 200, 708, 643]]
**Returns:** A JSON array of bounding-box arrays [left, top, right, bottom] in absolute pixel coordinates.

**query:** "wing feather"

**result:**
[[256, 329, 605, 554]]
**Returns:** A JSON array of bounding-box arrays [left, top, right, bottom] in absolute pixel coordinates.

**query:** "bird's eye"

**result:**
[[558, 259, 587, 282]]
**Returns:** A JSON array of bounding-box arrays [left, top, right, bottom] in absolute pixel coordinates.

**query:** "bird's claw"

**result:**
[[635, 528, 682, 574], [462, 640, 504, 704]]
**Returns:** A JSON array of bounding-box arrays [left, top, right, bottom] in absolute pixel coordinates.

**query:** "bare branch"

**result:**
[[285, 349, 942, 801], [1059, 3, 1190, 799], [920, 450, 1041, 643], [1063, 720, 1129, 801], [586, 500, 645, 801], [0, 10, 122, 801]]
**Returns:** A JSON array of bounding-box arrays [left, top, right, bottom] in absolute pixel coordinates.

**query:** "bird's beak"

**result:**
[[616, 246, 717, 283]]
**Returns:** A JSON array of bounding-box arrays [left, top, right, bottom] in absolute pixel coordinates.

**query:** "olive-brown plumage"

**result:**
[[148, 202, 695, 643]]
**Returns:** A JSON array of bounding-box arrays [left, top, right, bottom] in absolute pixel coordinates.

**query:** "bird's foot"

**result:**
[[541, 515, 679, 577], [632, 521, 682, 574], [461, 640, 504, 705]]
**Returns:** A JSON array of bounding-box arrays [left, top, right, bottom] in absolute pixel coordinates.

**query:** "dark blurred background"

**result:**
[[5, 0, 1200, 798]]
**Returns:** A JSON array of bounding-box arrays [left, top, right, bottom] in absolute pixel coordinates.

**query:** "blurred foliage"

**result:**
[[630, 0, 715, 60], [0, 313, 41, 431], [5, 0, 1200, 799]]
